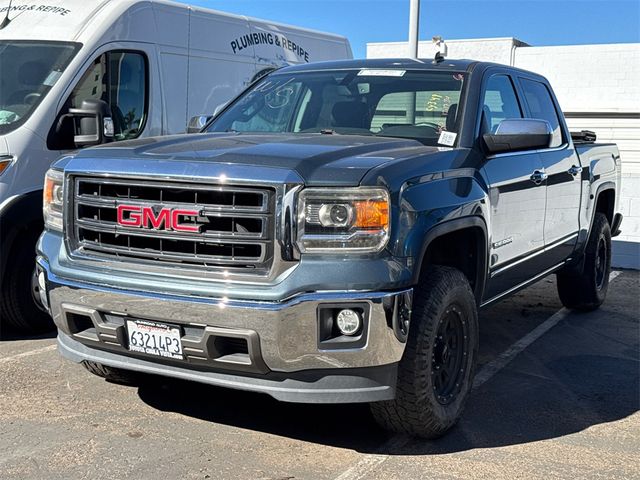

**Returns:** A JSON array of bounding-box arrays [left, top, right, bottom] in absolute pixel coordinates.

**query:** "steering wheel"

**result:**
[[24, 93, 41, 105]]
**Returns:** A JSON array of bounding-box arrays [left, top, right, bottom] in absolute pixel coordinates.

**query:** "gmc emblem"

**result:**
[[116, 204, 201, 233]]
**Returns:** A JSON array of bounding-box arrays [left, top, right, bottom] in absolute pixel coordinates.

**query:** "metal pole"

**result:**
[[407, 0, 420, 124], [408, 0, 420, 58]]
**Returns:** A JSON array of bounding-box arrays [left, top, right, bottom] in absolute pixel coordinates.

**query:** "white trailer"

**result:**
[[0, 0, 352, 331]]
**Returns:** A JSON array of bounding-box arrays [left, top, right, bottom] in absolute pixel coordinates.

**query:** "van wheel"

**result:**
[[557, 213, 611, 311], [0, 231, 54, 333], [82, 361, 141, 386], [370, 266, 479, 439]]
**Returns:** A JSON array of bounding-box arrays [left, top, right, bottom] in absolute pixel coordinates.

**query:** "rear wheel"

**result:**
[[370, 266, 479, 439], [557, 212, 611, 311], [82, 361, 141, 385], [0, 231, 54, 333]]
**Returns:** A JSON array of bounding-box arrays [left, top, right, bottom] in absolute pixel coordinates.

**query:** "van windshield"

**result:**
[[0, 41, 80, 134], [207, 69, 466, 146]]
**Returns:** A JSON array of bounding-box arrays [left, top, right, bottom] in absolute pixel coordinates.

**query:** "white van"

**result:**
[[0, 0, 352, 331]]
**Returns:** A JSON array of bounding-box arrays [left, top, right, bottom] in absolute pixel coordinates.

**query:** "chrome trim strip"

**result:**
[[74, 242, 266, 266], [490, 232, 578, 277], [75, 219, 270, 243], [481, 261, 566, 308], [75, 195, 269, 215], [486, 142, 571, 161]]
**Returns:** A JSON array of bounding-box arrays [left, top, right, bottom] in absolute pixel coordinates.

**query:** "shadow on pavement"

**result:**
[[137, 378, 387, 451], [134, 272, 639, 454], [0, 325, 56, 341], [404, 353, 639, 455], [137, 339, 639, 454]]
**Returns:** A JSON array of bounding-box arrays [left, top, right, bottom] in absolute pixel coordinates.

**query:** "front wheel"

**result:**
[[557, 212, 611, 311], [371, 266, 479, 439]]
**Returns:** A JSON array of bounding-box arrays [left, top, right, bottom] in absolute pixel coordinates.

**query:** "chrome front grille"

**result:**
[[69, 177, 275, 271]]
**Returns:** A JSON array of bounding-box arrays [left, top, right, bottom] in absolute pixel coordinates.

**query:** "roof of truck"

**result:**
[[279, 58, 480, 72]]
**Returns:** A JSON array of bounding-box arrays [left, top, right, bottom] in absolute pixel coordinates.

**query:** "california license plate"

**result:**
[[126, 319, 183, 360]]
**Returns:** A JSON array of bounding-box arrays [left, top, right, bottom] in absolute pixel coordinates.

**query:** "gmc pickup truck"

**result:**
[[37, 58, 622, 438]]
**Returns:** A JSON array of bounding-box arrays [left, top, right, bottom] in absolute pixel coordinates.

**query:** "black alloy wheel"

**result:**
[[432, 305, 469, 405]]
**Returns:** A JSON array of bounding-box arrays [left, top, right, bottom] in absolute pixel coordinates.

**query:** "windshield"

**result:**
[[0, 41, 80, 134], [207, 69, 466, 146]]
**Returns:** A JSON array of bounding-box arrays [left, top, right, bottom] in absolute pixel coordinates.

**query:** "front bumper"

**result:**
[[38, 258, 412, 403]]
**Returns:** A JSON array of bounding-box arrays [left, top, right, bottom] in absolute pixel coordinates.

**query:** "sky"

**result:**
[[188, 0, 640, 58]]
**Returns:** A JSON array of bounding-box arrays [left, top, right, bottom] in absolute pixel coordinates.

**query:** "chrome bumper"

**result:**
[[38, 257, 411, 402]]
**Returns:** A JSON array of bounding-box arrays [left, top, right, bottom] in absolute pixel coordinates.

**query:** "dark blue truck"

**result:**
[[37, 58, 622, 438]]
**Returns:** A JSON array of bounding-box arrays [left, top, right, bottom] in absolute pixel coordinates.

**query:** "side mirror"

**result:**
[[187, 115, 213, 134], [58, 99, 114, 148], [483, 118, 552, 154]]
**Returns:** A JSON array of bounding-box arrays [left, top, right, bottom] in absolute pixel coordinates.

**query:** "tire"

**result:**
[[82, 361, 140, 385], [0, 230, 54, 333], [371, 266, 479, 439], [557, 212, 611, 311]]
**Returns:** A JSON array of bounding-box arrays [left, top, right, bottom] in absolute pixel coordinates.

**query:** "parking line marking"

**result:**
[[0, 344, 56, 365], [333, 270, 622, 480], [334, 435, 410, 480], [474, 270, 621, 388]]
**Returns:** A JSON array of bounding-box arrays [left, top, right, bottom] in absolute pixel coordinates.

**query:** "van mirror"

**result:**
[[483, 118, 552, 154], [58, 99, 114, 148], [187, 115, 213, 134]]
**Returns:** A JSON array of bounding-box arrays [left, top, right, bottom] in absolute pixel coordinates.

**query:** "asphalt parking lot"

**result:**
[[1, 270, 638, 480]]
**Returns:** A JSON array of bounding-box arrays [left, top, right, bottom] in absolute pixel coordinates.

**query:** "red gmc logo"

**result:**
[[116, 205, 201, 233]]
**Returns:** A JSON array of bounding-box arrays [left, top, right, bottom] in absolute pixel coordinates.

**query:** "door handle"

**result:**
[[568, 165, 583, 176], [530, 170, 548, 185]]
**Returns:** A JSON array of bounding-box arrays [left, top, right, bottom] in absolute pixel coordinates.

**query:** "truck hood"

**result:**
[[74, 133, 445, 186]]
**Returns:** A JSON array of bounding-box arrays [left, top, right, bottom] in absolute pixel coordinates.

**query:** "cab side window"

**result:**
[[70, 51, 147, 141], [481, 75, 522, 135], [519, 78, 563, 148]]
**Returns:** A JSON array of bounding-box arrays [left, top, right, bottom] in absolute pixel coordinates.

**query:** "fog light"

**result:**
[[336, 309, 361, 336]]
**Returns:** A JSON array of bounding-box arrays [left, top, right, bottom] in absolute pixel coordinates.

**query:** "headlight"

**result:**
[[297, 187, 390, 253], [43, 169, 64, 231]]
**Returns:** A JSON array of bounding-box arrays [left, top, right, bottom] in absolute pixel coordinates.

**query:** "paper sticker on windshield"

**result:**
[[438, 131, 457, 146], [358, 69, 406, 77], [44, 71, 62, 87]]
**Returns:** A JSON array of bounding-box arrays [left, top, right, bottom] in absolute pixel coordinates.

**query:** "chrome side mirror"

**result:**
[[484, 118, 552, 154]]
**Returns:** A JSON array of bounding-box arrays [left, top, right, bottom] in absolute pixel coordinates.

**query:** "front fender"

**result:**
[[392, 174, 489, 260]]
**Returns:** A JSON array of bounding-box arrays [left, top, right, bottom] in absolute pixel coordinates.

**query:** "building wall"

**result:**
[[367, 39, 640, 268], [367, 37, 528, 65]]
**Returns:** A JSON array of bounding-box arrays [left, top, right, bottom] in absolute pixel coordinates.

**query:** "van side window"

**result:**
[[481, 75, 522, 134], [70, 51, 147, 141], [520, 78, 563, 148]]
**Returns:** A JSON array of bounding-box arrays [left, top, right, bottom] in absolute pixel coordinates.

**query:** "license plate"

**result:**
[[126, 319, 183, 360]]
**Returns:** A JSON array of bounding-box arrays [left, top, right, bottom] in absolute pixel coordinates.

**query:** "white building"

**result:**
[[368, 38, 640, 268]]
